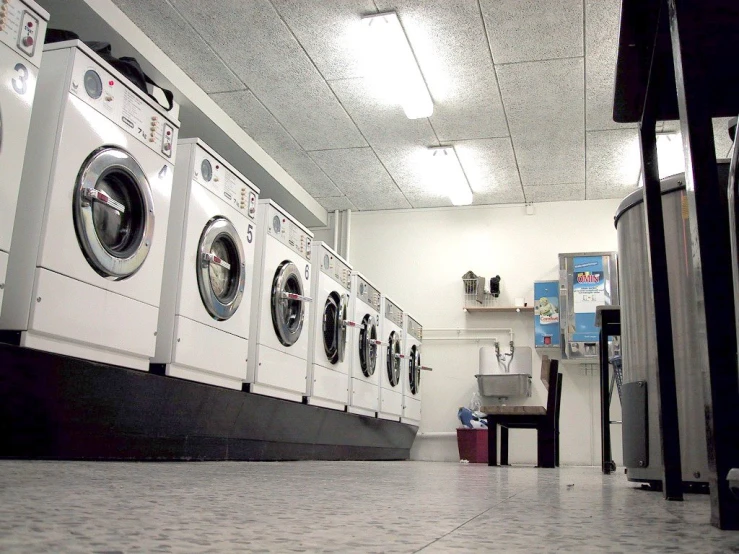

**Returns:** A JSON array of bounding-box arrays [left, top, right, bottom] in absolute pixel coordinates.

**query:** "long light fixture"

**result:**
[[428, 146, 473, 206], [360, 12, 433, 119], [656, 132, 685, 179]]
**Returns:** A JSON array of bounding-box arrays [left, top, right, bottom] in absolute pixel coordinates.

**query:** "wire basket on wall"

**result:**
[[462, 277, 501, 308]]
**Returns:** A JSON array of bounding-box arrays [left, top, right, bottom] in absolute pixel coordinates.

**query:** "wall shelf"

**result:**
[[464, 306, 534, 313]]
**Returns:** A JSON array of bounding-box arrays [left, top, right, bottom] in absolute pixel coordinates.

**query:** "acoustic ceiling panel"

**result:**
[[170, 0, 366, 151], [497, 57, 585, 186]]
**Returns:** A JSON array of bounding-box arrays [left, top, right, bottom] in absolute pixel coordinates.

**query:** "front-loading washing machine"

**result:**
[[0, 41, 179, 370], [305, 242, 352, 411], [0, 0, 48, 316], [401, 313, 431, 426], [378, 296, 404, 421], [347, 272, 382, 417], [247, 199, 313, 402], [151, 138, 259, 389]]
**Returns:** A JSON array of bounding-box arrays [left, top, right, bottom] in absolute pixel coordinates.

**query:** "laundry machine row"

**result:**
[[0, 0, 48, 315], [0, 34, 425, 426]]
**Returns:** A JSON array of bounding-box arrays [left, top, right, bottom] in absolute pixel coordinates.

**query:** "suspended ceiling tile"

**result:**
[[587, 182, 637, 201], [455, 138, 522, 201], [585, 0, 636, 131], [112, 0, 244, 93], [497, 58, 585, 186], [329, 78, 438, 148], [524, 183, 585, 203], [315, 195, 358, 211], [371, 144, 447, 204], [170, 0, 366, 151], [375, 0, 509, 141], [309, 148, 411, 211], [211, 90, 342, 198], [270, 0, 374, 81], [480, 0, 583, 64], [586, 129, 641, 194], [714, 117, 735, 158]]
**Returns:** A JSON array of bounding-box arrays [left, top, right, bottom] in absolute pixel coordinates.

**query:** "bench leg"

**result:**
[[537, 427, 556, 468], [487, 421, 498, 466], [500, 426, 510, 466]]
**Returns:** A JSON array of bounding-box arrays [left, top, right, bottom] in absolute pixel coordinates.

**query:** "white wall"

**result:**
[[349, 199, 624, 466]]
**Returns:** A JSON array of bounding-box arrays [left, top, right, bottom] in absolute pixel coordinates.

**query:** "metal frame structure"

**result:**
[[596, 306, 621, 476], [615, 0, 739, 528]]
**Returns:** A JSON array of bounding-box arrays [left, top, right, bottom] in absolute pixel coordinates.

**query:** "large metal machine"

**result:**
[[615, 162, 731, 488]]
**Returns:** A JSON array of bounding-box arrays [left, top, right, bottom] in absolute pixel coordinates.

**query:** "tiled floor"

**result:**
[[1, 461, 738, 553]]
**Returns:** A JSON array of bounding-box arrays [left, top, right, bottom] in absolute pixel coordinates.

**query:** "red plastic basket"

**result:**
[[456, 428, 489, 463]]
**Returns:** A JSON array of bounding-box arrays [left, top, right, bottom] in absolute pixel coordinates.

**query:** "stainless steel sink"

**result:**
[[475, 373, 532, 398]]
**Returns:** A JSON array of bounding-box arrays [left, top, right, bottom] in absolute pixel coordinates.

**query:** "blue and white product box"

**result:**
[[534, 280, 560, 348], [572, 256, 607, 344]]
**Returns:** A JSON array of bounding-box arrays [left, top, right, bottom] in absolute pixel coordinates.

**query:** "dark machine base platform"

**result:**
[[0, 342, 417, 461]]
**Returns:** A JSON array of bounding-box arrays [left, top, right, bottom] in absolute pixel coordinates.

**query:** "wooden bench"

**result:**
[[483, 356, 562, 468]]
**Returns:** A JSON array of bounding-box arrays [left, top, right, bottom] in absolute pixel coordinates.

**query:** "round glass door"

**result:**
[[387, 331, 401, 387], [73, 147, 154, 280], [359, 314, 377, 377], [271, 260, 306, 346], [197, 216, 245, 321], [322, 292, 348, 364], [409, 345, 421, 395]]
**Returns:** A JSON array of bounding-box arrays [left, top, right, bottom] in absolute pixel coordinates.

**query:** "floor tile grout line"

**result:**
[[412, 488, 533, 553]]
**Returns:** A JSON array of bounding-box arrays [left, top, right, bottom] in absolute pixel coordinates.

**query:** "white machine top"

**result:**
[[180, 139, 259, 219], [45, 40, 181, 123], [260, 199, 313, 262], [405, 315, 422, 342], [0, 0, 49, 67], [315, 242, 351, 292], [353, 272, 381, 313], [384, 297, 403, 328]]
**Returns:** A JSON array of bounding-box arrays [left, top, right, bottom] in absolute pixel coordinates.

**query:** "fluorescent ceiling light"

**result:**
[[360, 12, 433, 119], [428, 146, 473, 206]]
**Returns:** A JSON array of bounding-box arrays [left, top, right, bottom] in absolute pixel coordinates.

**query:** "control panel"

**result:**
[[407, 317, 422, 341], [192, 145, 259, 217], [356, 276, 381, 313], [319, 245, 351, 292], [384, 298, 403, 328], [0, 0, 47, 66], [69, 48, 179, 162], [267, 205, 312, 262]]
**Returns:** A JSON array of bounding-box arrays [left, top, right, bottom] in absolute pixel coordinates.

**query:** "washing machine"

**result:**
[[0, 0, 48, 316], [401, 313, 431, 426], [305, 242, 353, 410], [347, 272, 382, 417], [247, 199, 313, 402], [0, 41, 179, 370], [378, 296, 404, 421], [151, 139, 259, 389]]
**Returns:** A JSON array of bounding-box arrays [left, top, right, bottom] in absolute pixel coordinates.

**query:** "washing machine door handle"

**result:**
[[280, 291, 312, 302], [82, 188, 126, 213], [202, 251, 232, 271], [420, 366, 433, 371], [343, 320, 364, 329], [369, 339, 383, 346]]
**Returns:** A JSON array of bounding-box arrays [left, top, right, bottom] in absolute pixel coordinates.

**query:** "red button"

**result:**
[[109, 80, 115, 86], [22, 36, 34, 47]]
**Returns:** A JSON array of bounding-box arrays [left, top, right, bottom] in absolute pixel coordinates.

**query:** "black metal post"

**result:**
[[600, 328, 612, 474], [668, 0, 739, 529], [639, 4, 683, 501]]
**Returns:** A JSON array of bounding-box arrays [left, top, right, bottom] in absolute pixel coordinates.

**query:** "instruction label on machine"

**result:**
[[572, 256, 606, 342]]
